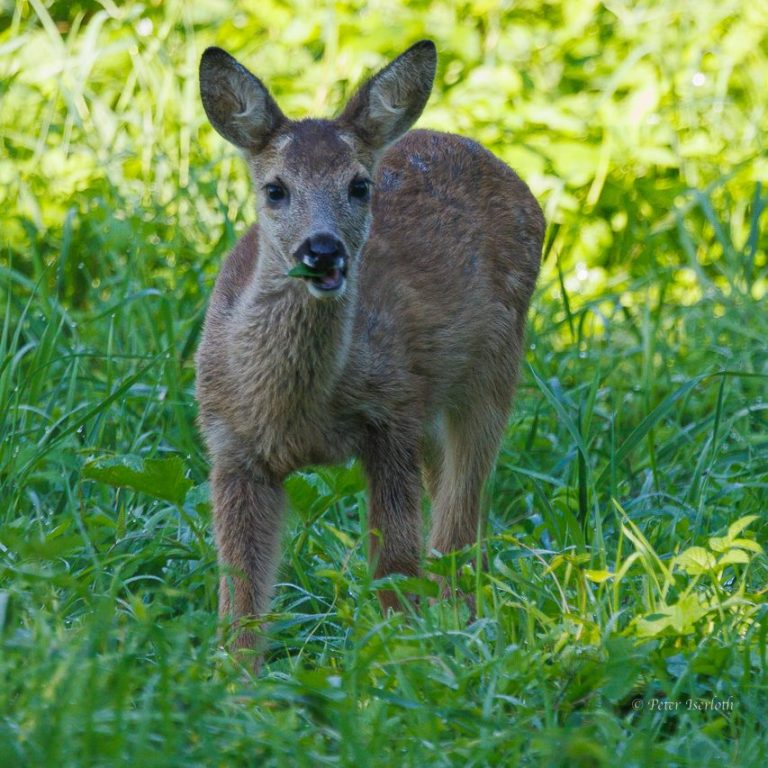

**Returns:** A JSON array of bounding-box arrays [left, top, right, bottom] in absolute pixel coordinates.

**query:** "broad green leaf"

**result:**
[[83, 455, 193, 505], [729, 538, 763, 554], [674, 547, 716, 575], [709, 514, 762, 554], [394, 576, 440, 598], [599, 636, 646, 703], [285, 471, 333, 515], [717, 550, 751, 568], [671, 593, 713, 632], [708, 535, 731, 553], [727, 515, 759, 540], [634, 593, 712, 637], [634, 612, 675, 638]]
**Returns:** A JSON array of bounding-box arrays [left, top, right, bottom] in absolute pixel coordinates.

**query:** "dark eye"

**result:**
[[265, 182, 287, 204], [349, 177, 371, 201]]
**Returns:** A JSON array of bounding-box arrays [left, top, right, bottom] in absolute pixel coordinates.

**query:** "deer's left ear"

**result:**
[[338, 40, 437, 152]]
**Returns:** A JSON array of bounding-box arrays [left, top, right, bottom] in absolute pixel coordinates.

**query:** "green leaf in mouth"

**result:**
[[287, 263, 324, 279]]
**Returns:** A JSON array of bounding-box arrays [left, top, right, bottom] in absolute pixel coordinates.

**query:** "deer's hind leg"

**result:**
[[427, 399, 509, 562], [362, 420, 423, 613], [428, 312, 524, 562], [422, 415, 446, 503], [424, 399, 509, 617]]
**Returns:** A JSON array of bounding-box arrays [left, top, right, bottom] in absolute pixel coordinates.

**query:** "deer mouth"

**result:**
[[289, 236, 349, 298], [309, 262, 346, 292], [299, 255, 347, 298]]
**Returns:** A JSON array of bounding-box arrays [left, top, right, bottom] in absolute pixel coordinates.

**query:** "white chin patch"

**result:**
[[307, 278, 347, 300]]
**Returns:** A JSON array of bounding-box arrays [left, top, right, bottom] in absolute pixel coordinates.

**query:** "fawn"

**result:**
[[196, 40, 544, 664]]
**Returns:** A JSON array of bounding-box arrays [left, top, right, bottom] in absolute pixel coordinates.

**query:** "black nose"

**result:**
[[308, 233, 342, 257], [296, 233, 347, 270]]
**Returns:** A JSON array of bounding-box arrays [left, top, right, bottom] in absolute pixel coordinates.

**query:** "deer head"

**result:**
[[199, 41, 437, 299]]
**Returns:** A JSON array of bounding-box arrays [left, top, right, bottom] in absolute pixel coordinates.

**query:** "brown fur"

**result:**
[[196, 41, 544, 667]]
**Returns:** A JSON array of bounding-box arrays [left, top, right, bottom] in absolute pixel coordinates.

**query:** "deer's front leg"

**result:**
[[211, 462, 284, 664], [361, 424, 423, 612]]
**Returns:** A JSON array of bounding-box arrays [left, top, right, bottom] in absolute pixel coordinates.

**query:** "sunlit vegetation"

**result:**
[[1, 1, 766, 765]]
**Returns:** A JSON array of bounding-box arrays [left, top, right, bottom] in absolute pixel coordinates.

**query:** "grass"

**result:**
[[1, 1, 767, 766]]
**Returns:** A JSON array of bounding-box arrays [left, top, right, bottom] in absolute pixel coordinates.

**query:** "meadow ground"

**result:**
[[1, 1, 767, 766]]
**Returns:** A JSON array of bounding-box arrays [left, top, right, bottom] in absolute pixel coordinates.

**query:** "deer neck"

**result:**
[[230, 237, 357, 430]]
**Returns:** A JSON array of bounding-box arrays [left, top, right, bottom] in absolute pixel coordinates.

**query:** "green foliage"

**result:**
[[1, 0, 767, 766], [83, 454, 194, 505]]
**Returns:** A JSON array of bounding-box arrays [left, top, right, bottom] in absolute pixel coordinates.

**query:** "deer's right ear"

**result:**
[[338, 40, 437, 151], [199, 47, 286, 151]]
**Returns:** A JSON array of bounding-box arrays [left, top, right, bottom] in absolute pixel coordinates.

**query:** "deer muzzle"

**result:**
[[294, 233, 348, 297]]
